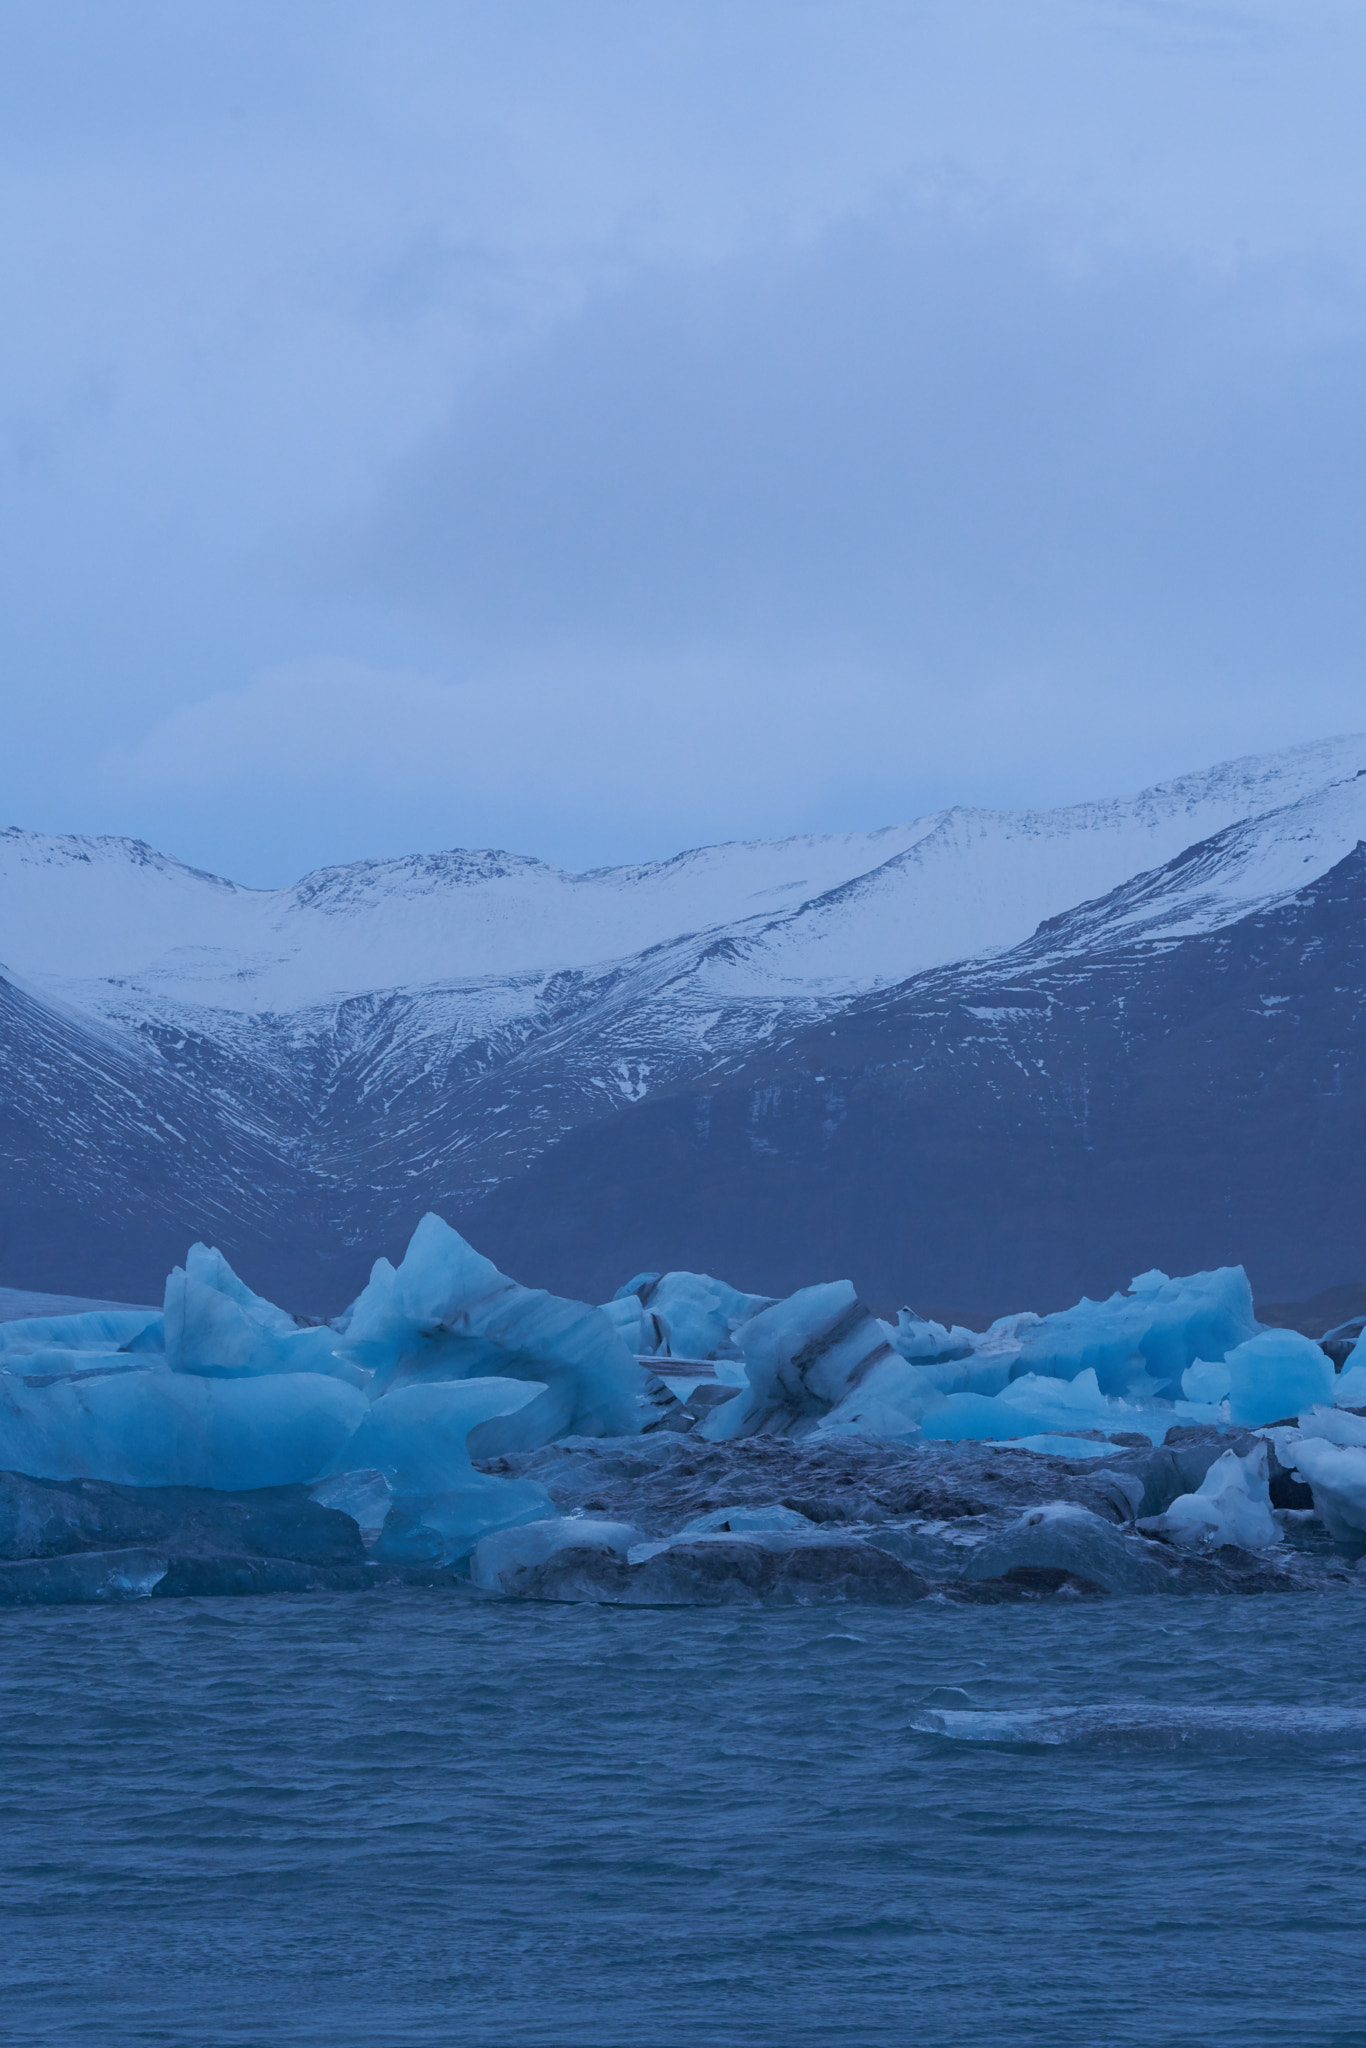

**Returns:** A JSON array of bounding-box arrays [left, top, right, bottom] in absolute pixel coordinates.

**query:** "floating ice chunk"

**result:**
[[1279, 1435, 1366, 1542], [999, 1434, 1131, 1459], [918, 1369, 1160, 1444], [698, 1282, 895, 1439], [1181, 1359, 1231, 1405], [308, 1468, 393, 1546], [1295, 1406, 1366, 1448], [371, 1474, 554, 1566], [342, 1214, 644, 1449], [0, 1308, 162, 1357], [470, 1515, 640, 1593], [326, 1377, 555, 1561], [908, 1704, 1366, 1748], [1222, 1329, 1335, 1426], [0, 1548, 169, 1607], [1139, 1443, 1280, 1551], [958, 1501, 1175, 1592], [1003, 1266, 1258, 1398], [164, 1244, 364, 1384], [1335, 1363, 1366, 1408], [0, 1368, 368, 1489], [611, 1270, 776, 1362], [328, 1378, 543, 1494], [888, 1310, 974, 1364], [682, 1503, 815, 1535]]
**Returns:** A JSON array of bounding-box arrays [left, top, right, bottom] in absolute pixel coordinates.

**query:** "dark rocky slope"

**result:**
[[462, 844, 1366, 1316]]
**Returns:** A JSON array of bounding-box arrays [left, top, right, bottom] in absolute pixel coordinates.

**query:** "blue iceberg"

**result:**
[[341, 1215, 645, 1451], [1004, 1266, 1258, 1399], [699, 1282, 895, 1439], [611, 1269, 775, 1362], [165, 1243, 365, 1384], [0, 1219, 1350, 1582], [0, 1367, 368, 1490], [0, 1219, 636, 1549]]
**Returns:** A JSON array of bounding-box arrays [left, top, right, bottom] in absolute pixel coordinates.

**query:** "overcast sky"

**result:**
[[3, 0, 1365, 884]]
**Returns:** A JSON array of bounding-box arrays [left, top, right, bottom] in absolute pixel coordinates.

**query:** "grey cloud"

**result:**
[[6, 1, 1366, 884], [355, 208, 1366, 699]]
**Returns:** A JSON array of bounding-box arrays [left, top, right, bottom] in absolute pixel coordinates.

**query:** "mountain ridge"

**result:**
[[2, 733, 1365, 1311]]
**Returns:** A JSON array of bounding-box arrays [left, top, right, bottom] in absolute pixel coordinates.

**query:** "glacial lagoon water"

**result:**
[[3, 1591, 1366, 2048]]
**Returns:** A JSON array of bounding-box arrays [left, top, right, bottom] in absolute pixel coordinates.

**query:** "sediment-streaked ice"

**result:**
[[1, 1223, 1356, 1587]]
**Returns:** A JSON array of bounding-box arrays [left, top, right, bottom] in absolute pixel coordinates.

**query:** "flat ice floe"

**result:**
[[908, 1704, 1366, 1750]]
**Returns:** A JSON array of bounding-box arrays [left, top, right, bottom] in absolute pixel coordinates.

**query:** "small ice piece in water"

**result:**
[[1334, 1363, 1366, 1408], [1139, 1443, 1280, 1551], [470, 1516, 640, 1593], [1281, 1436, 1366, 1542], [679, 1503, 815, 1535], [916, 1686, 974, 1709], [1295, 1406, 1366, 1448], [1222, 1329, 1335, 1427]]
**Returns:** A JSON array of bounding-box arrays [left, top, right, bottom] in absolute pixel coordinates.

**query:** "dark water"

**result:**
[[3, 1592, 1366, 2048]]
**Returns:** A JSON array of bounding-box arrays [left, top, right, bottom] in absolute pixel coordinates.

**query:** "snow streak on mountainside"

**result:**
[[1, 735, 1364, 1309]]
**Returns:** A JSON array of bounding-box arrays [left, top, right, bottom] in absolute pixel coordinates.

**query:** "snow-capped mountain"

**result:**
[[7, 730, 1363, 1010], [2, 734, 1364, 1311]]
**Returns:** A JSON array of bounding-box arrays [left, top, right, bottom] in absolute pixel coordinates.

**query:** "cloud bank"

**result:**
[[4, 2, 1366, 881]]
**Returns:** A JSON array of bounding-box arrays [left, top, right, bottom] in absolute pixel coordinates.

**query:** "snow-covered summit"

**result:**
[[5, 734, 1366, 1314], [4, 733, 1364, 1014]]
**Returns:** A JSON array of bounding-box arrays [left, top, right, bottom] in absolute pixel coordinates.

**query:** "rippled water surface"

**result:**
[[4, 1591, 1366, 2047]]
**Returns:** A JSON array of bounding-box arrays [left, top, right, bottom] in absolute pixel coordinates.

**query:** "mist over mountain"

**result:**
[[3, 734, 1363, 1316]]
